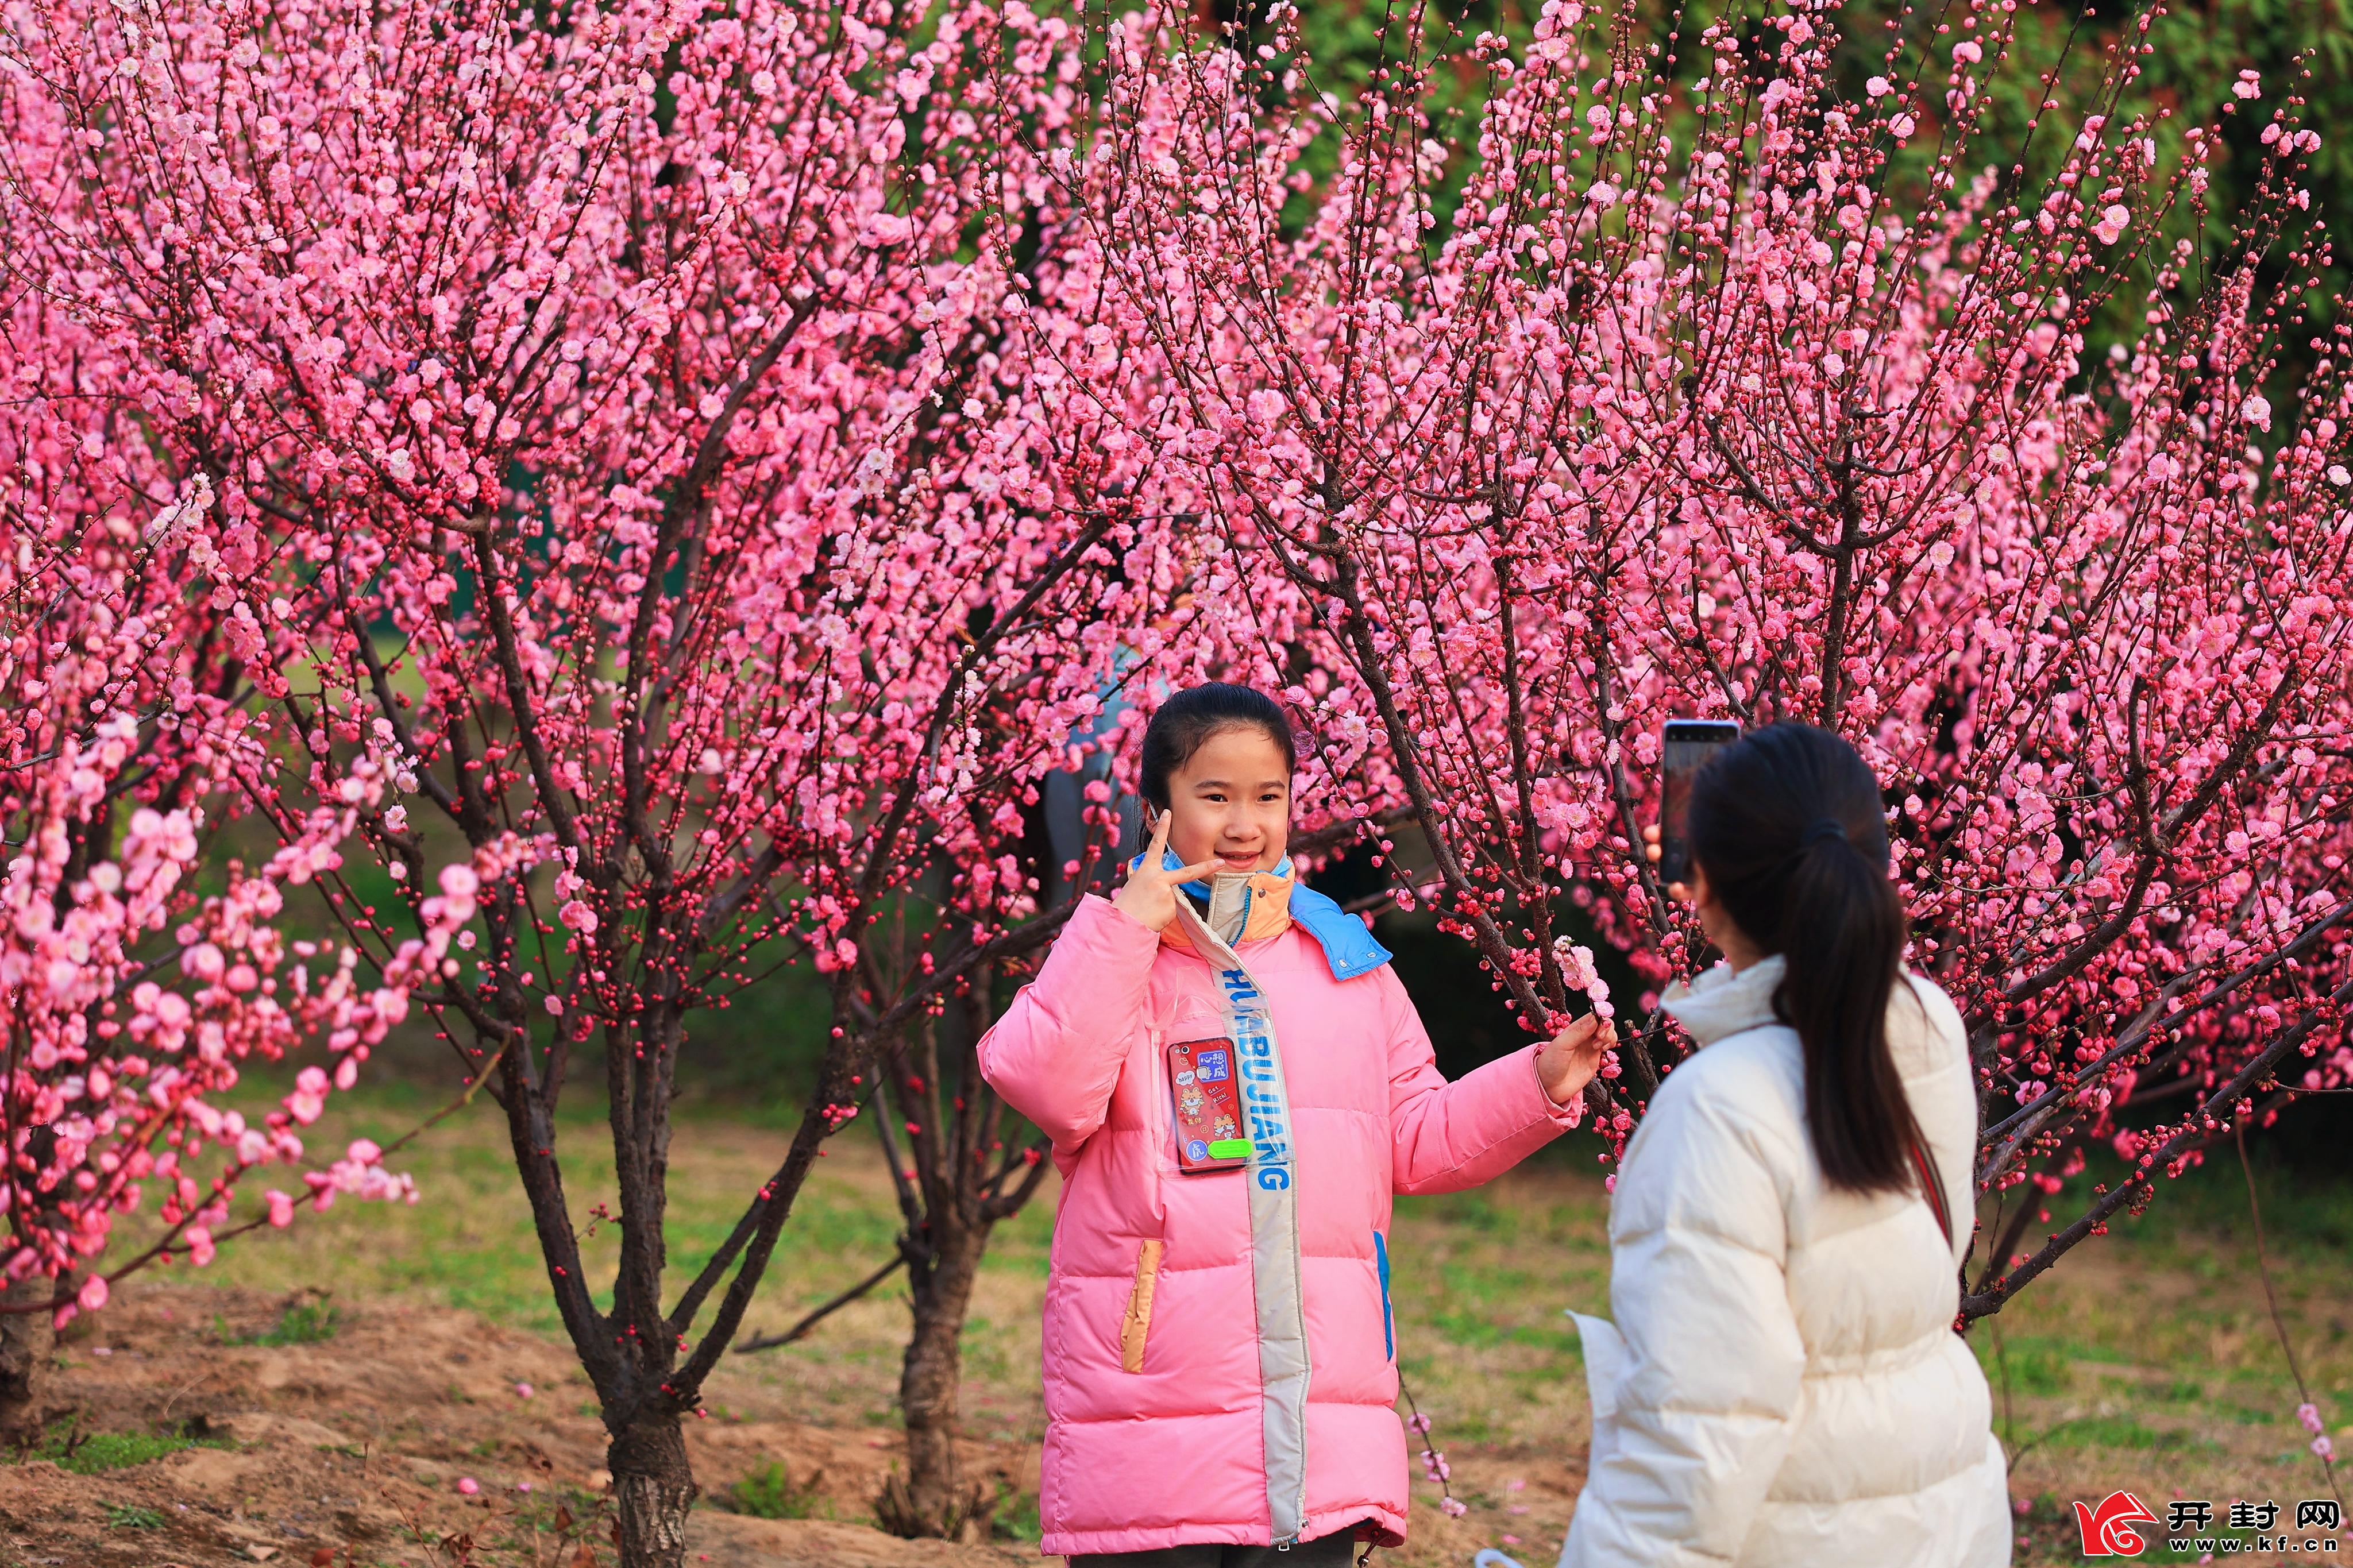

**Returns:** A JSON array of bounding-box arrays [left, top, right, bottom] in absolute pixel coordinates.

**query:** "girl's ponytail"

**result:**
[[1687, 723, 1919, 1193]]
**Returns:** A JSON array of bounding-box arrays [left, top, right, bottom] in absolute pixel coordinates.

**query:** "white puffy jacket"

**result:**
[[1558, 956, 2011, 1568]]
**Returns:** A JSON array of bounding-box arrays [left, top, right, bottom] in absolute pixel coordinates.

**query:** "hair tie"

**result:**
[[1803, 818, 1849, 848]]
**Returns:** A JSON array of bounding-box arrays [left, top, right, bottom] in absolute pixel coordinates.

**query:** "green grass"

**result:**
[[214, 1298, 343, 1346], [99, 1503, 165, 1530], [11, 1422, 228, 1475], [2037, 1413, 2186, 1452], [993, 1488, 1043, 1543], [90, 1076, 1064, 1484], [1947, 1147, 2351, 1563], [1978, 1333, 2073, 1397], [116, 1079, 924, 1335], [731, 1460, 828, 1520]]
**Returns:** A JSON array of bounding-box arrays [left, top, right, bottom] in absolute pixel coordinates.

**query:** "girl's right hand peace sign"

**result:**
[[1113, 810, 1225, 933]]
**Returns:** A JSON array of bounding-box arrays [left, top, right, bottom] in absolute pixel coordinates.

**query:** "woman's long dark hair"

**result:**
[[1687, 721, 1918, 1193]]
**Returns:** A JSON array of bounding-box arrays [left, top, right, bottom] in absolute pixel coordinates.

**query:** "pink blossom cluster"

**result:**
[[1553, 940, 1614, 1021], [2297, 1402, 2336, 1462], [303, 1137, 418, 1213], [0, 482, 417, 1319], [1405, 1408, 1468, 1515]]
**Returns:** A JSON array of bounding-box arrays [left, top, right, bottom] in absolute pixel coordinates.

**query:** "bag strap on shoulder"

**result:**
[[1908, 1134, 1953, 1250]]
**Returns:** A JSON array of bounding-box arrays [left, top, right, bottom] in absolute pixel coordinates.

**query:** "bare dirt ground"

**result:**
[[0, 1280, 1588, 1568], [0, 1285, 1056, 1568], [6, 1099, 2342, 1568]]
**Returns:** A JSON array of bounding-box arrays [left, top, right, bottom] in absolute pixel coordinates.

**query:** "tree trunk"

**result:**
[[609, 1412, 696, 1568], [885, 1226, 989, 1539], [0, 1273, 56, 1438]]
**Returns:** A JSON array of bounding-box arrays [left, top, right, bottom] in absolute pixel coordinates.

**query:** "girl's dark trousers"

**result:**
[[1070, 1527, 1368, 1568]]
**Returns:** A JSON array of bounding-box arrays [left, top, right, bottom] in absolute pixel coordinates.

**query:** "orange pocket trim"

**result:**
[[1119, 1238, 1164, 1373]]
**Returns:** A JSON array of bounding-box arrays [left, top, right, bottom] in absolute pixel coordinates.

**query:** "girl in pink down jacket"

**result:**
[[979, 683, 1612, 1565]]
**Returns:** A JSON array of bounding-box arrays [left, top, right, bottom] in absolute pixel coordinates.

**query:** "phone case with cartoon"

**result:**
[[1167, 1037, 1248, 1172]]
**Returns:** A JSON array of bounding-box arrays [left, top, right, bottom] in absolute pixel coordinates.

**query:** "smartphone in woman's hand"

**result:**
[[1659, 720, 1740, 887]]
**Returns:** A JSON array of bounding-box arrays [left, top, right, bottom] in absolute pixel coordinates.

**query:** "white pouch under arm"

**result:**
[[1566, 1310, 1627, 1473]]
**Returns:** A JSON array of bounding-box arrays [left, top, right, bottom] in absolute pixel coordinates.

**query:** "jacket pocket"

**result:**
[[1375, 1231, 1395, 1362], [1120, 1238, 1165, 1373]]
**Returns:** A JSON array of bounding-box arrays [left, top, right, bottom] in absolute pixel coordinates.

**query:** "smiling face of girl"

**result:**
[[1147, 724, 1291, 875]]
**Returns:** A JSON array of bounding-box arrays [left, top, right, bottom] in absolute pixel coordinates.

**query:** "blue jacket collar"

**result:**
[[1128, 848, 1394, 981]]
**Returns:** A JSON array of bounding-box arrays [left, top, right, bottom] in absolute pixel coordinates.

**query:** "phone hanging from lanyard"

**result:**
[[1167, 1036, 1250, 1172]]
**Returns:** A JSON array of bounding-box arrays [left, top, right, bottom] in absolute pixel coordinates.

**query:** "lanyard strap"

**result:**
[[1170, 898, 1313, 1547]]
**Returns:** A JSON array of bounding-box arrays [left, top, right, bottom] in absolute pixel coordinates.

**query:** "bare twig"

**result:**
[[0, 1036, 511, 1317], [731, 1254, 908, 1354], [2235, 1124, 2346, 1516]]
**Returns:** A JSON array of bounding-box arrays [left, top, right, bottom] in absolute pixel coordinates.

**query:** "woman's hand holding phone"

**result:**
[[1112, 810, 1226, 933], [1641, 822, 1690, 901]]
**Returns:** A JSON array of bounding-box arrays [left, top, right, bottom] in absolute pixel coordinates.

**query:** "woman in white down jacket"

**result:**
[[1560, 723, 2010, 1568]]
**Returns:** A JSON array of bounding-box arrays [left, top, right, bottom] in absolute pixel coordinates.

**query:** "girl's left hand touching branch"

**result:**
[[1537, 1013, 1614, 1107]]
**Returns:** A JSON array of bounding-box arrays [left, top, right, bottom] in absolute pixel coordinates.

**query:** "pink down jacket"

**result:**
[[978, 894, 1581, 1555]]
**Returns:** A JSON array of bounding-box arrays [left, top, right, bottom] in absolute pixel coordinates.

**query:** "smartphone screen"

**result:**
[[1660, 720, 1741, 887]]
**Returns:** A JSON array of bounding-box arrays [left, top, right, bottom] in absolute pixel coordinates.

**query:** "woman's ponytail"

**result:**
[[1687, 723, 1920, 1193]]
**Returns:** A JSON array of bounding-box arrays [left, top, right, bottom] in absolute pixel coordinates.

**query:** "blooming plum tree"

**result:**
[[1074, 0, 2352, 1315], [0, 0, 1210, 1555], [0, 456, 423, 1429]]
